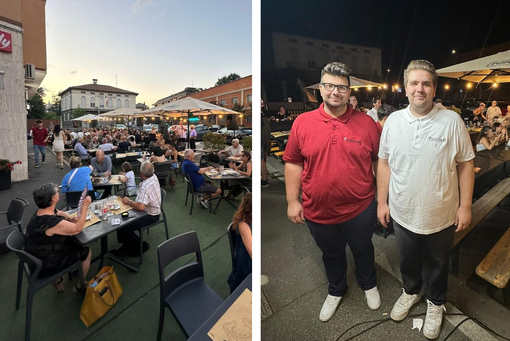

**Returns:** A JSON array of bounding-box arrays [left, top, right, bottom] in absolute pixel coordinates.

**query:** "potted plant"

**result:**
[[0, 159, 22, 191], [241, 136, 252, 152], [202, 132, 226, 150]]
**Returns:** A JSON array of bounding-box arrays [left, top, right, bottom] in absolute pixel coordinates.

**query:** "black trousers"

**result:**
[[306, 200, 377, 296], [393, 221, 455, 305], [116, 214, 160, 249]]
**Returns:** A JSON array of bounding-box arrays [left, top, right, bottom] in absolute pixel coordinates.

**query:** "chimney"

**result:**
[[92, 79, 98, 85]]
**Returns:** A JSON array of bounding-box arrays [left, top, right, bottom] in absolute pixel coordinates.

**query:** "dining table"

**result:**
[[203, 168, 250, 213], [72, 196, 148, 272], [473, 145, 510, 199]]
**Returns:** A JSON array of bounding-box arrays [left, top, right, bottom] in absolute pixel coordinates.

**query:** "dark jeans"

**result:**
[[306, 199, 377, 296], [190, 139, 196, 150], [393, 221, 455, 305], [116, 214, 159, 249]]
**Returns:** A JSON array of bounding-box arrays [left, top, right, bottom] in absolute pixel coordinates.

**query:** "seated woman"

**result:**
[[26, 183, 92, 292], [227, 193, 252, 293], [475, 126, 505, 151], [149, 146, 167, 163], [155, 134, 167, 149], [227, 151, 252, 199], [119, 161, 138, 196], [165, 144, 179, 170], [61, 156, 94, 193]]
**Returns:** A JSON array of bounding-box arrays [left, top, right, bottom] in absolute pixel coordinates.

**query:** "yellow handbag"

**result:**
[[79, 266, 123, 327]]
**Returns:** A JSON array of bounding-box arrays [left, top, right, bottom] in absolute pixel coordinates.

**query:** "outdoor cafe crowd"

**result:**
[[8, 119, 253, 339]]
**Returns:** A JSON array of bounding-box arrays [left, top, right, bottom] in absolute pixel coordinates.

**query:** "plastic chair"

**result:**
[[183, 174, 219, 215], [154, 161, 171, 186], [65, 190, 96, 210], [6, 231, 85, 341], [0, 197, 29, 245], [156, 231, 223, 340], [136, 188, 169, 267], [227, 222, 236, 270]]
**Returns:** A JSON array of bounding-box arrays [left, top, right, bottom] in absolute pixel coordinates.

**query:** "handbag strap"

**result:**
[[95, 280, 115, 307], [67, 168, 79, 188]]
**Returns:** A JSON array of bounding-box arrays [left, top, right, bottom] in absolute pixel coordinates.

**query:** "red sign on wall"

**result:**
[[0, 30, 13, 53]]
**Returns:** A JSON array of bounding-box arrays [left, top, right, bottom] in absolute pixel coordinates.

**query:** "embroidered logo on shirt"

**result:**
[[343, 137, 362, 145], [428, 136, 447, 143]]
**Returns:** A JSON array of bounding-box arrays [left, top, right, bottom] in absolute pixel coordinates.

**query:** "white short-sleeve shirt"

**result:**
[[378, 105, 475, 234]]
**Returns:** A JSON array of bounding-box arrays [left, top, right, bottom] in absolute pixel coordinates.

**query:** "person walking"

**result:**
[[52, 124, 66, 169], [31, 120, 49, 168], [377, 59, 474, 340], [284, 62, 381, 322]]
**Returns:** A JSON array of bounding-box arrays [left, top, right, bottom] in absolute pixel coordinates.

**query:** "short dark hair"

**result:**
[[320, 62, 351, 86], [36, 120, 43, 124], [377, 104, 395, 121], [122, 161, 132, 172], [33, 183, 58, 209], [153, 146, 163, 157]]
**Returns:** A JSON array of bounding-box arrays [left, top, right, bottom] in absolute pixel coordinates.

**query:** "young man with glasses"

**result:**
[[284, 62, 381, 322]]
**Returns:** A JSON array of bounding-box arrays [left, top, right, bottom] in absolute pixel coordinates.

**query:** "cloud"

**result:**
[[70, 70, 77, 75], [131, 0, 152, 16]]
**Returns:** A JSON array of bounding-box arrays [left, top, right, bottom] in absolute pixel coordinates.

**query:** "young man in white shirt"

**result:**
[[377, 60, 474, 340]]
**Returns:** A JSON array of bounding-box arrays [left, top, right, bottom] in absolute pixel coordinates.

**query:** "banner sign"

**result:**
[[0, 30, 12, 53]]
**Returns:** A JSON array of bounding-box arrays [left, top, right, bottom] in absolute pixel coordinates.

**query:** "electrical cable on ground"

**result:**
[[334, 312, 510, 341]]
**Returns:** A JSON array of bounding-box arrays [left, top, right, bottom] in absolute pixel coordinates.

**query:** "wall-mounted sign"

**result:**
[[0, 30, 13, 53]]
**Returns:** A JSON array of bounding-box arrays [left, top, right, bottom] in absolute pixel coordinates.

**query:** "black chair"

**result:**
[[125, 155, 141, 174], [156, 231, 223, 340], [198, 154, 209, 168], [136, 188, 169, 267], [227, 222, 236, 270], [0, 197, 29, 245], [104, 150, 116, 164], [65, 190, 96, 210], [183, 174, 219, 215], [154, 162, 173, 191], [7, 230, 85, 341]]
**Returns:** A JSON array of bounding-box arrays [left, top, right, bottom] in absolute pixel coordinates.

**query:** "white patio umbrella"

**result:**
[[71, 114, 101, 121], [144, 97, 241, 147], [306, 76, 384, 90], [437, 50, 510, 85], [99, 107, 160, 127]]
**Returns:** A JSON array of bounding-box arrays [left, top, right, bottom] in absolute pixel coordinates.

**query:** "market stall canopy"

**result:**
[[71, 114, 101, 121], [437, 50, 510, 84], [143, 97, 241, 117], [306, 76, 384, 90]]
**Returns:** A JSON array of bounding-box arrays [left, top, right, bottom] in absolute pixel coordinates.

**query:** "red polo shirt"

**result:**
[[284, 103, 380, 224], [31, 126, 48, 146]]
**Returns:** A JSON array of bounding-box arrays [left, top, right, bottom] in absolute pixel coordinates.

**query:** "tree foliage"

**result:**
[[72, 107, 87, 118], [45, 96, 61, 119], [215, 73, 241, 87], [232, 102, 246, 113], [27, 93, 46, 119]]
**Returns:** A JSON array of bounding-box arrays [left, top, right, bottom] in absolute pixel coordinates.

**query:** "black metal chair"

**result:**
[[154, 161, 174, 192], [65, 190, 96, 210], [125, 155, 141, 174], [0, 197, 29, 245], [183, 174, 219, 215], [156, 231, 223, 341], [7, 230, 85, 341], [136, 188, 169, 267]]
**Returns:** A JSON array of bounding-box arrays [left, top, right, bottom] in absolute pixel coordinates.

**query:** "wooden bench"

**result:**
[[476, 227, 510, 304], [451, 177, 510, 275]]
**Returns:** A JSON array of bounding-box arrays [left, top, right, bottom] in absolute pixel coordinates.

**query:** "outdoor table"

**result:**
[[203, 169, 250, 213], [225, 156, 242, 163], [72, 197, 148, 272], [187, 273, 252, 341], [92, 174, 124, 194], [194, 148, 220, 154], [115, 152, 140, 160]]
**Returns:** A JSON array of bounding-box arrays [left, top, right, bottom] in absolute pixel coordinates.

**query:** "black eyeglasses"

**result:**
[[320, 83, 350, 93]]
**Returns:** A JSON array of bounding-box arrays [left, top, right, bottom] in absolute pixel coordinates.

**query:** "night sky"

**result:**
[[262, 0, 510, 87]]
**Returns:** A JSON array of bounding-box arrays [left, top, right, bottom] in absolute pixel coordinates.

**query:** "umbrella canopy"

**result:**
[[71, 114, 101, 121], [437, 50, 510, 84], [99, 107, 159, 118], [144, 97, 242, 148], [144, 97, 241, 116], [306, 76, 384, 90]]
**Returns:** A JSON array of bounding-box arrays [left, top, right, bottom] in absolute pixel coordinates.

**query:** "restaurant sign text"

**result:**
[[0, 30, 13, 53]]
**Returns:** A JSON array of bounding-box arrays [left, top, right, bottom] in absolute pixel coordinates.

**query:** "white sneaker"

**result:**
[[200, 198, 209, 209], [319, 294, 342, 322], [423, 300, 445, 339], [364, 286, 381, 310], [390, 289, 421, 321], [195, 195, 202, 205]]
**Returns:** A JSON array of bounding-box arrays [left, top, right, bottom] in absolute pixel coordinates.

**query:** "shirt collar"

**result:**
[[318, 103, 354, 123], [404, 104, 439, 124]]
